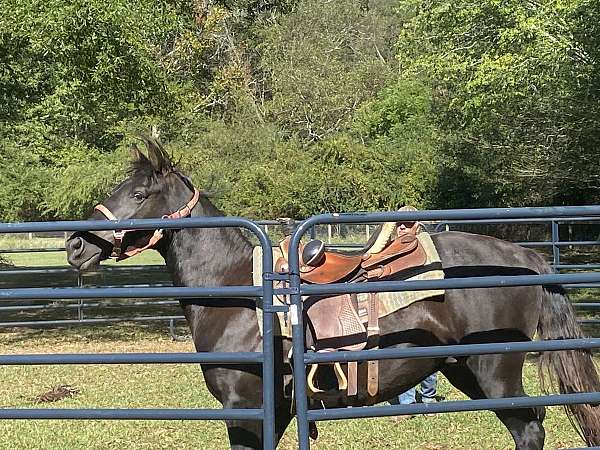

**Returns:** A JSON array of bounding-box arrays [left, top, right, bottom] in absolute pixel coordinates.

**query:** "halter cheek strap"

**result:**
[[94, 188, 200, 261]]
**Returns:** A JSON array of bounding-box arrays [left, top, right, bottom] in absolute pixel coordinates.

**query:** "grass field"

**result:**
[[0, 236, 163, 267], [0, 325, 589, 450]]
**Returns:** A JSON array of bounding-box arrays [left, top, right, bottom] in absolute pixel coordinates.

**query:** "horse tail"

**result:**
[[537, 284, 600, 446]]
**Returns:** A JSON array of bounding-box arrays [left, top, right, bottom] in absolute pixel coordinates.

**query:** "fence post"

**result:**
[[288, 227, 311, 450], [327, 224, 332, 244], [551, 220, 560, 272]]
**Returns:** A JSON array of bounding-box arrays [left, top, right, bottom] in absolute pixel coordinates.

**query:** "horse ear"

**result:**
[[145, 137, 172, 173]]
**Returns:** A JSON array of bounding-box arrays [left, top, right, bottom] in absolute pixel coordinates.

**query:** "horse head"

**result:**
[[65, 137, 198, 271]]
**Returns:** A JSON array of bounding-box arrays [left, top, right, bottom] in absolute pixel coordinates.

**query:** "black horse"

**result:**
[[65, 138, 600, 449]]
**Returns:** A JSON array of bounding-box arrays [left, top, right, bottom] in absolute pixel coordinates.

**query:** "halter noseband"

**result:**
[[94, 188, 200, 261]]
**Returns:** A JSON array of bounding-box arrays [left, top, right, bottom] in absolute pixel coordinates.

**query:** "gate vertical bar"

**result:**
[[551, 220, 560, 272], [258, 226, 276, 450], [288, 223, 311, 450]]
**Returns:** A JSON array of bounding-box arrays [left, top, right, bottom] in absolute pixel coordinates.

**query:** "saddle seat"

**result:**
[[277, 220, 424, 284]]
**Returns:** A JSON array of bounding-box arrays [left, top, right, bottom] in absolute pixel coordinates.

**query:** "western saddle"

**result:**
[[275, 212, 427, 399]]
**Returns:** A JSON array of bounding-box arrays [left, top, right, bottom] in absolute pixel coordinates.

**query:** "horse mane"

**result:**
[[126, 136, 210, 200], [128, 136, 174, 176]]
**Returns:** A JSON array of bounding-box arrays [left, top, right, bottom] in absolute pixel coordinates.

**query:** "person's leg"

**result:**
[[420, 372, 438, 403], [399, 386, 417, 404]]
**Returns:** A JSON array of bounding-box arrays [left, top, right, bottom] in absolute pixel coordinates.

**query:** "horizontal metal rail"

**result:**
[[0, 216, 277, 234], [433, 216, 600, 226], [0, 316, 186, 328], [564, 284, 600, 289], [0, 265, 166, 276], [573, 303, 600, 310], [555, 264, 600, 270], [0, 300, 179, 311], [304, 338, 600, 364], [517, 240, 600, 247], [0, 285, 262, 300], [0, 247, 65, 253], [0, 408, 263, 421], [0, 352, 262, 365], [307, 393, 600, 421], [298, 272, 600, 296]]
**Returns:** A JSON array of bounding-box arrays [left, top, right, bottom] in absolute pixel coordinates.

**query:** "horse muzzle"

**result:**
[[65, 232, 112, 271]]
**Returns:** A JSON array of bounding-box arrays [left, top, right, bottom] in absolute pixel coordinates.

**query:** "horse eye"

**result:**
[[133, 192, 146, 202]]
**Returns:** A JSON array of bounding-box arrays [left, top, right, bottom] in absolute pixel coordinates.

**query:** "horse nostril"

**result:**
[[71, 237, 83, 251]]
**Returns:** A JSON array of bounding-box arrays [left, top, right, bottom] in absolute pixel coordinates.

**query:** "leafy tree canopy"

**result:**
[[0, 0, 599, 222]]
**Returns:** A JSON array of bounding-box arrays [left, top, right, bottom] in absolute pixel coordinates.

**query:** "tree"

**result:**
[[395, 0, 600, 207], [258, 0, 399, 140]]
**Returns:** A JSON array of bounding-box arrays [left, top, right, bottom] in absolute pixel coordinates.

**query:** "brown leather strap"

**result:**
[[94, 204, 118, 221], [367, 292, 380, 396], [163, 188, 200, 220], [119, 229, 164, 260], [347, 361, 358, 396]]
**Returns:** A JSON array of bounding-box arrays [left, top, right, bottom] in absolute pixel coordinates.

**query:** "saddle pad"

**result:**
[[252, 230, 445, 339]]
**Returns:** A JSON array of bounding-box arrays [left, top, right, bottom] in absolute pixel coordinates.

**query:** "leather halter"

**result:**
[[94, 188, 200, 261]]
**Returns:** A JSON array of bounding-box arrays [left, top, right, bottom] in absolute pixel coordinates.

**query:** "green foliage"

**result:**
[[1, 0, 600, 221], [0, 0, 210, 220], [0, 0, 187, 149], [395, 0, 600, 207], [354, 79, 440, 209], [258, 0, 398, 140]]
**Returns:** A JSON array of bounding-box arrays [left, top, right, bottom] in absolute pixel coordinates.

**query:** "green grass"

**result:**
[[0, 326, 588, 450], [0, 236, 67, 251], [3, 250, 163, 267]]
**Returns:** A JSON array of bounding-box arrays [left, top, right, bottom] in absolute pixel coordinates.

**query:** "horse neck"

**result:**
[[160, 196, 253, 286], [158, 196, 259, 352]]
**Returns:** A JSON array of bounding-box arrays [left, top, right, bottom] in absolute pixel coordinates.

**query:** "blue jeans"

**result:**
[[399, 372, 438, 404]]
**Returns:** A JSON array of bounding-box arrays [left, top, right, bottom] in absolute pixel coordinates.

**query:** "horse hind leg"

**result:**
[[442, 353, 545, 450]]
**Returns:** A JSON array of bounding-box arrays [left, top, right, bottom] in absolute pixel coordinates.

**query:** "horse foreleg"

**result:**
[[225, 420, 262, 450], [225, 402, 292, 450]]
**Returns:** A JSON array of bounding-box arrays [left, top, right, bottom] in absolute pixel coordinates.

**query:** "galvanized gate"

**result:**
[[285, 206, 600, 450], [0, 216, 279, 449], [2, 206, 600, 449]]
